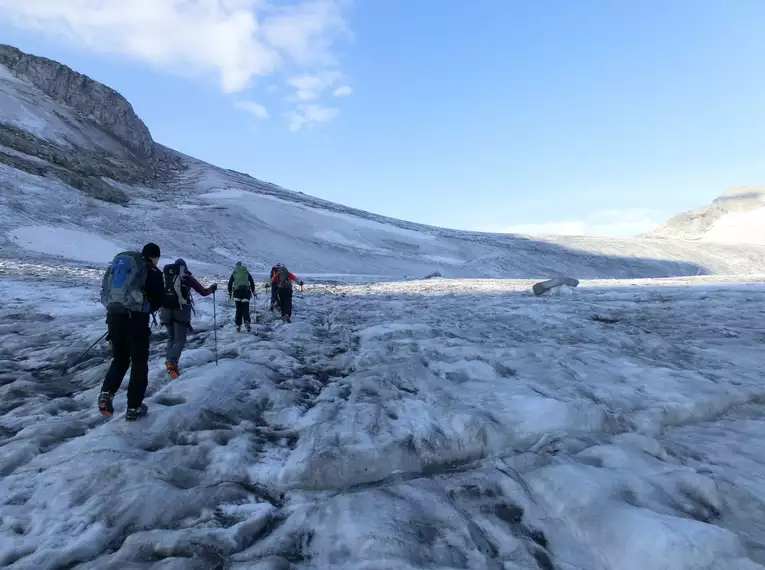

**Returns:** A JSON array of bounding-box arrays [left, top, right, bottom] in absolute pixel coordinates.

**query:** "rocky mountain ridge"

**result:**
[[0, 43, 154, 156]]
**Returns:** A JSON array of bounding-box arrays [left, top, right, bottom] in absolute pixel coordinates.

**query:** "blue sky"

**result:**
[[1, 0, 764, 237]]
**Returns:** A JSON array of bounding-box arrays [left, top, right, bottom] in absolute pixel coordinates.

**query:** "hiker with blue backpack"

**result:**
[[98, 243, 164, 421], [161, 258, 217, 379], [227, 261, 256, 332], [266, 263, 303, 323]]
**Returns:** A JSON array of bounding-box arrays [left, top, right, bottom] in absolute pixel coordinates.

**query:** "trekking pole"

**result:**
[[212, 290, 219, 365], [253, 293, 259, 325], [67, 331, 108, 372]]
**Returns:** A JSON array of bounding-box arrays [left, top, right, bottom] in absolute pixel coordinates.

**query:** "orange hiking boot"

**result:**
[[165, 360, 179, 379]]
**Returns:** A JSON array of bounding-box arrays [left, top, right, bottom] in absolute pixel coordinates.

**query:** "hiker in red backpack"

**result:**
[[267, 264, 285, 312], [160, 258, 217, 378], [266, 263, 303, 322]]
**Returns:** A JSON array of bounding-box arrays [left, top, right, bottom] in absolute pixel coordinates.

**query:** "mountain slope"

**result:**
[[647, 186, 765, 245], [1, 43, 765, 279]]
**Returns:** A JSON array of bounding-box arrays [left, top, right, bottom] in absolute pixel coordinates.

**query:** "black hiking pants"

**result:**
[[232, 287, 252, 326], [270, 283, 279, 310], [101, 311, 150, 409], [277, 286, 293, 318]]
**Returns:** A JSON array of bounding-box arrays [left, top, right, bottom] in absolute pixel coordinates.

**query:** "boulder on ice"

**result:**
[[532, 276, 580, 296]]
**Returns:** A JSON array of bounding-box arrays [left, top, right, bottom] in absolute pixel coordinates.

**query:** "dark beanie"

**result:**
[[174, 258, 191, 275], [141, 242, 160, 259]]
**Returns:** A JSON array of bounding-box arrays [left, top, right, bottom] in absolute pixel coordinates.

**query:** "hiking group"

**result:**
[[97, 243, 302, 421]]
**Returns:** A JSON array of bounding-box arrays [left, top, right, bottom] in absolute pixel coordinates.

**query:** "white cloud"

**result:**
[[333, 85, 352, 97], [0, 0, 352, 96], [235, 100, 269, 118], [286, 70, 342, 101], [261, 0, 351, 68], [289, 103, 339, 131], [484, 209, 663, 238]]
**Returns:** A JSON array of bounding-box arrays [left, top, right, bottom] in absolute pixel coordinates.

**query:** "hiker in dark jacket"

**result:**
[[227, 261, 256, 332], [266, 263, 303, 322], [98, 242, 164, 421], [160, 258, 217, 378]]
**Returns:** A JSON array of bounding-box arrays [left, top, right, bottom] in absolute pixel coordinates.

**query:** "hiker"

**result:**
[[266, 263, 303, 322], [267, 263, 282, 313], [160, 258, 217, 378], [227, 261, 256, 332], [98, 242, 164, 421]]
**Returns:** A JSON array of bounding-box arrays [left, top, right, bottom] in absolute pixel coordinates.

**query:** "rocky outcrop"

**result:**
[[0, 148, 129, 206], [0, 44, 154, 156]]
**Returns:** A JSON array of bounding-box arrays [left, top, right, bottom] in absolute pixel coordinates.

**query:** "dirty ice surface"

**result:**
[[1, 268, 765, 570]]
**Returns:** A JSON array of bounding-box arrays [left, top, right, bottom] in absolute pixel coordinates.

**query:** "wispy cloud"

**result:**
[[235, 100, 269, 119], [286, 70, 342, 101], [284, 70, 350, 127], [289, 103, 339, 131], [333, 85, 352, 97], [261, 0, 351, 68], [0, 0, 354, 130], [484, 208, 663, 238]]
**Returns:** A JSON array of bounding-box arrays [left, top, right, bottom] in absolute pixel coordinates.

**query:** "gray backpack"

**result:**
[[277, 265, 291, 288], [100, 251, 149, 313]]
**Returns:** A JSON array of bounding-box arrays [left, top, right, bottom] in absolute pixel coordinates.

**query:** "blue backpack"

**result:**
[[100, 251, 149, 313]]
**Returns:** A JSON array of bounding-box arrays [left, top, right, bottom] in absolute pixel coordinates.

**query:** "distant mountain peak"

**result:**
[[646, 186, 765, 244]]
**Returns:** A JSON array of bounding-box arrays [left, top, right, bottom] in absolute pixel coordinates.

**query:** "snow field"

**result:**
[[701, 207, 765, 244], [6, 226, 128, 265], [0, 274, 765, 568]]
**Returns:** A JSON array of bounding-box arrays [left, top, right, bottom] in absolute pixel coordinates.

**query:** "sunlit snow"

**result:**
[[7, 225, 128, 264], [1, 265, 765, 569], [701, 208, 765, 245]]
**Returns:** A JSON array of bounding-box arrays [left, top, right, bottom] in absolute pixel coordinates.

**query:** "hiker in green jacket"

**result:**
[[227, 261, 256, 332]]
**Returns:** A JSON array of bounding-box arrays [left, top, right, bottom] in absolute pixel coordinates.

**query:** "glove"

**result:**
[[263, 283, 269, 289], [210, 283, 218, 292], [105, 332, 111, 343], [299, 281, 304, 287], [228, 293, 232, 300]]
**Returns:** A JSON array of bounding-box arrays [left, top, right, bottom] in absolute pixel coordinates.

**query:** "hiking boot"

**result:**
[[283, 315, 291, 323], [245, 322, 251, 332], [125, 404, 148, 421], [165, 360, 179, 379], [98, 391, 114, 416], [236, 325, 241, 333]]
